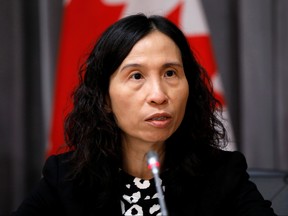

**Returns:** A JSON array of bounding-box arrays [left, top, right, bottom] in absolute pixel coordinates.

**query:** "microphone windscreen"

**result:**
[[146, 150, 160, 173]]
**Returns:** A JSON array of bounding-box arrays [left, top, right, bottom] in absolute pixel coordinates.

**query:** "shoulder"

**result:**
[[44, 151, 74, 169], [42, 151, 74, 186], [210, 149, 248, 171], [201, 149, 250, 191], [204, 149, 249, 184], [204, 150, 276, 215], [214, 148, 246, 161], [44, 151, 74, 168], [11, 152, 75, 215]]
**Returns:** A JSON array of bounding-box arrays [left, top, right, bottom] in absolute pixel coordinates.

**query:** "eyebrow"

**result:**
[[162, 62, 183, 69], [120, 63, 142, 72], [120, 62, 183, 72]]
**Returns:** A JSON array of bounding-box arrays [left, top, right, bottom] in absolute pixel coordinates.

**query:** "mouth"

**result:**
[[150, 116, 169, 121], [145, 113, 172, 128], [146, 113, 172, 121]]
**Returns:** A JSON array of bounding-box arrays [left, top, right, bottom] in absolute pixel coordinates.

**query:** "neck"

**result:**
[[121, 142, 165, 180]]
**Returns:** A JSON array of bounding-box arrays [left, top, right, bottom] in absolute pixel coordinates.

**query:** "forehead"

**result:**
[[121, 31, 181, 63], [134, 30, 177, 49]]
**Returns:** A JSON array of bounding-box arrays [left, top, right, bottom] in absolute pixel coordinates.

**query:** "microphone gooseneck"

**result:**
[[146, 150, 168, 216]]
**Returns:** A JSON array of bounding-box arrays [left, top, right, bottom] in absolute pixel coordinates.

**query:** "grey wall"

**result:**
[[203, 0, 288, 170]]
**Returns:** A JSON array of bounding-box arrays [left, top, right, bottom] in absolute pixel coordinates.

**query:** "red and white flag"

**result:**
[[47, 0, 236, 157]]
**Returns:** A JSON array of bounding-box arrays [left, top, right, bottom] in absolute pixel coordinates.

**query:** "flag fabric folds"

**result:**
[[47, 0, 236, 157]]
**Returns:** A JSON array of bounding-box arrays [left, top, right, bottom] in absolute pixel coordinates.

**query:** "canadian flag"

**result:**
[[47, 0, 236, 157]]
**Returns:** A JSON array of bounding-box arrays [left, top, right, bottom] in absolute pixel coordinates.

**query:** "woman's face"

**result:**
[[108, 31, 189, 147]]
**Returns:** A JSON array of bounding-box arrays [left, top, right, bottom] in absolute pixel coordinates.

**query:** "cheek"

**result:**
[[175, 83, 189, 118], [110, 98, 138, 135], [109, 80, 126, 113], [182, 86, 189, 107], [110, 93, 128, 116], [109, 89, 136, 124]]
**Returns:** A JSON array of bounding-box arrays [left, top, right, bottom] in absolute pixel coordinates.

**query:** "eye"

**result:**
[[165, 70, 176, 77], [130, 72, 143, 80]]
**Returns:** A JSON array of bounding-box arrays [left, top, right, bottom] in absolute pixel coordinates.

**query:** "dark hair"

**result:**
[[64, 13, 226, 205]]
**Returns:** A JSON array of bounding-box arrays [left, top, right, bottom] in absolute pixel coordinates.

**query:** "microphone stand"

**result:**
[[146, 150, 169, 216]]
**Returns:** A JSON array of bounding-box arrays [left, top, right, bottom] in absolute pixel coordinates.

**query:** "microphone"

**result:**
[[146, 150, 168, 216]]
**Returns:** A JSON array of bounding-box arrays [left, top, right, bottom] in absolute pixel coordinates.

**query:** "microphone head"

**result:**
[[146, 150, 160, 174]]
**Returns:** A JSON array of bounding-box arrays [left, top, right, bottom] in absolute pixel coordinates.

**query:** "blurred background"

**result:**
[[1, 0, 288, 215]]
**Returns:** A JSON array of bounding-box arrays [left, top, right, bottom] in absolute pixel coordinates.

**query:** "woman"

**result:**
[[12, 13, 276, 216]]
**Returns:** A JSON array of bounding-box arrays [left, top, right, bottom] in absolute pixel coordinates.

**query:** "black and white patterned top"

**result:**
[[119, 170, 165, 216]]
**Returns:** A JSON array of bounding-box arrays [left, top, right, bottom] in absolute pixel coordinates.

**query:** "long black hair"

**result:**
[[64, 13, 226, 205]]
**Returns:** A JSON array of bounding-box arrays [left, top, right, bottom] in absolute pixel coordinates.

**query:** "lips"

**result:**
[[145, 113, 172, 128], [150, 116, 169, 121], [146, 113, 172, 121]]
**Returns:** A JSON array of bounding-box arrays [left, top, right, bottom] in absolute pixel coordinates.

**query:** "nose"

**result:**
[[147, 80, 168, 105]]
